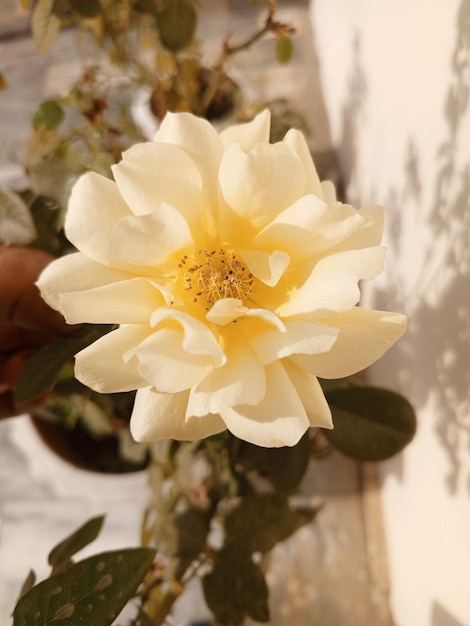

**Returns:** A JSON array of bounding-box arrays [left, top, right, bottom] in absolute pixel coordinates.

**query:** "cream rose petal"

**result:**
[[220, 361, 310, 447], [316, 203, 384, 250], [239, 249, 290, 287], [151, 308, 226, 363], [240, 307, 286, 330], [339, 205, 384, 250], [205, 298, 246, 326], [154, 112, 223, 210], [59, 277, 166, 325], [205, 299, 286, 329], [278, 246, 386, 318], [112, 142, 202, 221], [321, 180, 337, 204], [218, 142, 306, 229], [254, 197, 383, 264], [36, 252, 138, 312], [74, 325, 150, 393], [130, 387, 226, 442], [253, 195, 329, 264], [248, 319, 339, 364], [283, 128, 323, 197], [291, 307, 407, 379], [219, 110, 271, 151], [130, 308, 226, 393], [130, 328, 217, 393], [65, 172, 131, 266], [283, 360, 333, 429], [186, 336, 266, 416], [108, 204, 193, 268]]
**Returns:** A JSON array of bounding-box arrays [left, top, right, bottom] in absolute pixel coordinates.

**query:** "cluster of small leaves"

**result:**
[[2, 69, 140, 251], [28, 0, 295, 61], [204, 493, 317, 624], [4, 0, 300, 258], [28, 0, 197, 55], [135, 386, 415, 624], [13, 516, 156, 626], [29, 65, 145, 170], [127, 432, 318, 625], [25, 0, 295, 120]]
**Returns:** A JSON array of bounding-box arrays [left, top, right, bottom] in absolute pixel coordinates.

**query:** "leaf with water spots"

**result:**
[[13, 548, 156, 626]]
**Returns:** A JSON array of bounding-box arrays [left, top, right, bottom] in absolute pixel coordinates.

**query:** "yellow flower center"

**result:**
[[179, 248, 254, 311]]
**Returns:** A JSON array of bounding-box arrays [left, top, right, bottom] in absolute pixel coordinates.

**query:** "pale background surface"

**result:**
[[311, 1, 470, 625]]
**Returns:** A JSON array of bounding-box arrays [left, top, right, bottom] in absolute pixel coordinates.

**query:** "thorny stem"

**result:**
[[200, 4, 296, 115]]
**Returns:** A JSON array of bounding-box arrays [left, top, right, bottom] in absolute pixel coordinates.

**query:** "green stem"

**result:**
[[151, 585, 182, 626], [199, 8, 273, 114], [223, 19, 272, 58]]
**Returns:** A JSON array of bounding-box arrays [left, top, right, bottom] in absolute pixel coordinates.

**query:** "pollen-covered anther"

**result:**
[[181, 248, 254, 309]]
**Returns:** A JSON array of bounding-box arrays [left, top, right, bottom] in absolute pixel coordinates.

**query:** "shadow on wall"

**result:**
[[431, 601, 467, 626], [337, 32, 367, 204], [339, 0, 470, 494]]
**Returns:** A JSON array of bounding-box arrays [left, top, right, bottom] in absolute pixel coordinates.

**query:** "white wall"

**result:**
[[310, 2, 470, 625]]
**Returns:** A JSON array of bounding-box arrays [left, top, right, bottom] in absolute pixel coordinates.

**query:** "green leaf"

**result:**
[[31, 0, 61, 54], [155, 508, 209, 560], [224, 493, 317, 554], [230, 432, 310, 493], [203, 547, 269, 625], [68, 0, 102, 18], [133, 0, 154, 13], [15, 325, 114, 404], [0, 189, 37, 245], [324, 386, 417, 462], [27, 194, 66, 254], [276, 35, 293, 64], [16, 570, 36, 603], [156, 0, 197, 52], [32, 100, 64, 130], [29, 157, 80, 212], [48, 516, 105, 574], [13, 548, 156, 626]]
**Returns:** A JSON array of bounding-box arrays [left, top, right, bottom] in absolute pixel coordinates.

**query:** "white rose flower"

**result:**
[[38, 110, 406, 447]]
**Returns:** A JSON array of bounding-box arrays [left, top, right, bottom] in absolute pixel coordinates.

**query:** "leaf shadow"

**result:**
[[368, 0, 470, 494]]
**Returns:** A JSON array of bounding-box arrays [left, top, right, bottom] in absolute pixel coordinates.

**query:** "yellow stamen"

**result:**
[[180, 248, 254, 311]]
